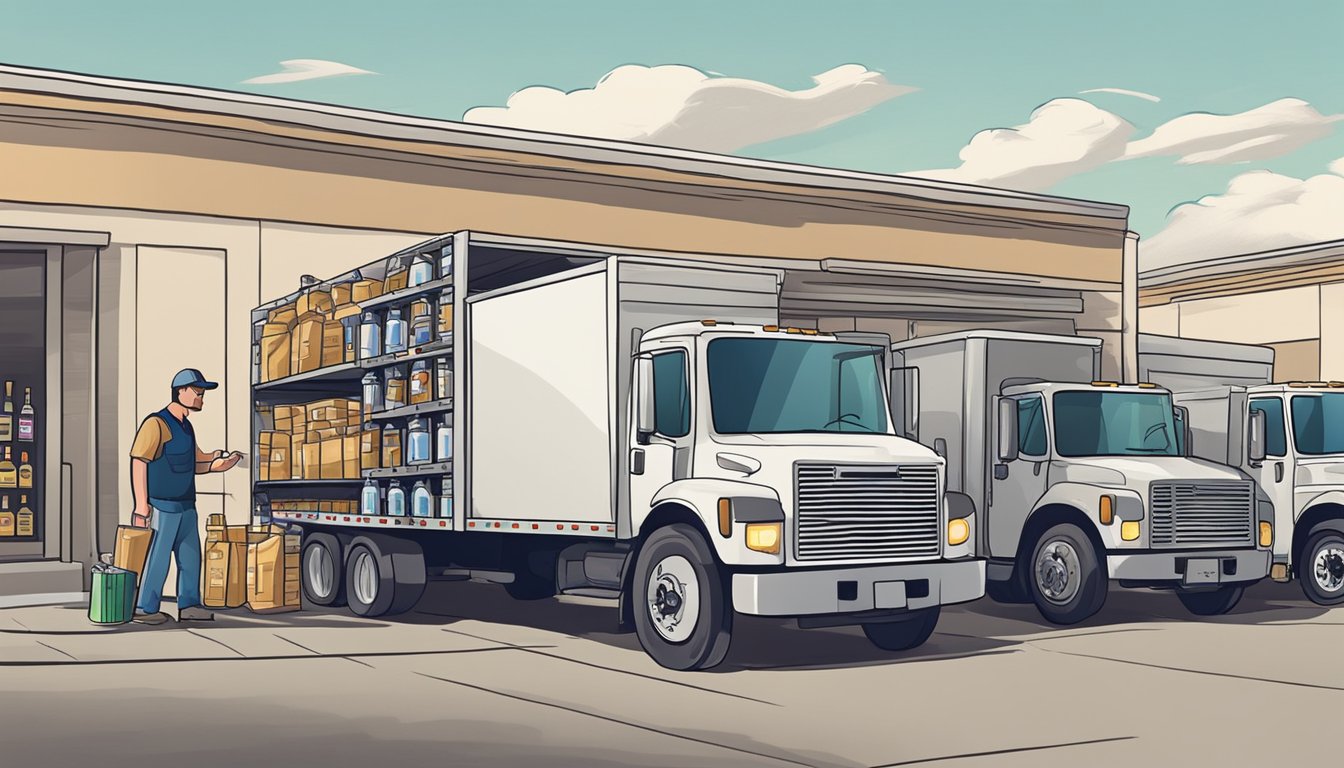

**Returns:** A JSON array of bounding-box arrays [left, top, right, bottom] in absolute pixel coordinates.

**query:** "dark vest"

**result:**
[[146, 408, 196, 506]]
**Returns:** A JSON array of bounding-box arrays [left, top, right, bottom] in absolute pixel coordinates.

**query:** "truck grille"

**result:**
[[1149, 481, 1255, 547], [794, 464, 941, 561]]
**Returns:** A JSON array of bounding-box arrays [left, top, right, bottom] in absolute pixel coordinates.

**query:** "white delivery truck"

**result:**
[[252, 232, 984, 670], [1139, 333, 1344, 605], [890, 330, 1273, 624]]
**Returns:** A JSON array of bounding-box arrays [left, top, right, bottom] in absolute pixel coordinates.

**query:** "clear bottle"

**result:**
[[436, 417, 453, 462], [17, 388, 33, 442], [435, 359, 452, 401], [17, 451, 32, 489], [407, 417, 431, 465], [360, 478, 381, 517], [358, 311, 382, 359], [409, 361, 432, 405], [386, 480, 406, 517], [439, 246, 453, 277], [361, 373, 384, 415], [0, 496, 12, 537], [439, 494, 452, 519], [411, 481, 433, 518], [16, 495, 32, 537], [411, 303, 434, 347], [0, 380, 12, 442], [384, 308, 407, 354], [408, 253, 435, 288], [437, 290, 453, 340], [0, 447, 14, 489]]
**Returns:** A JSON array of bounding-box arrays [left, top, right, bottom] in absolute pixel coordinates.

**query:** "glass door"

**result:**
[[0, 252, 46, 560]]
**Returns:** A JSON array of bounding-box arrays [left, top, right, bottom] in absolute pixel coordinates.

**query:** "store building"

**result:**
[[1140, 239, 1344, 382], [0, 63, 1137, 602]]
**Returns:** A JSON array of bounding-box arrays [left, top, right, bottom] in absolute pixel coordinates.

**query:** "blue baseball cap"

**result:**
[[171, 368, 219, 390]]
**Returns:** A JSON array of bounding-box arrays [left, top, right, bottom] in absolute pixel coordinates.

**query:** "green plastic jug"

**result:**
[[88, 563, 136, 625]]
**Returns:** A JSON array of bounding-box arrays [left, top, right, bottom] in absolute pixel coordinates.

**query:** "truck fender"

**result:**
[[641, 479, 786, 566], [1030, 482, 1143, 551]]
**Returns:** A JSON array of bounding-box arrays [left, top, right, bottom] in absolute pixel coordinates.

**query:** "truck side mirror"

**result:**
[[996, 398, 1019, 463], [933, 437, 948, 459], [1248, 409, 1267, 464], [636, 356, 655, 443]]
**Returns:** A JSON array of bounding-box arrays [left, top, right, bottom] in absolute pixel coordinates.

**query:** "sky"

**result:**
[[4, 0, 1342, 269]]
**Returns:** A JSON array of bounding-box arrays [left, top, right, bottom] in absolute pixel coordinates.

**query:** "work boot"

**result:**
[[178, 606, 215, 621], [133, 611, 172, 625]]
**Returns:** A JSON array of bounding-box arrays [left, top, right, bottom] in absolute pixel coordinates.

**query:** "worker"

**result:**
[[129, 368, 242, 625]]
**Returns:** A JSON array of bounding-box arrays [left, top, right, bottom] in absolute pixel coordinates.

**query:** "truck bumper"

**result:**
[[731, 559, 985, 617], [1108, 549, 1270, 585]]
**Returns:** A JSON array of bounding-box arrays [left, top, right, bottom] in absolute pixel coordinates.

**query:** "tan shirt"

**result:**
[[128, 416, 172, 462]]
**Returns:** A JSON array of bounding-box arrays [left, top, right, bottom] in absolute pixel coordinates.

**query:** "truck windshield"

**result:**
[[1291, 394, 1344, 455], [706, 338, 888, 434], [1053, 391, 1179, 457]]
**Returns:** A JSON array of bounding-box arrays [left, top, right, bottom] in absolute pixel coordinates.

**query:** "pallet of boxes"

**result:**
[[245, 522, 302, 613], [257, 276, 377, 384]]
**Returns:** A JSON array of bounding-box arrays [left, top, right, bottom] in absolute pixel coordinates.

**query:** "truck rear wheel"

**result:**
[[1176, 585, 1244, 616], [632, 524, 732, 671], [1301, 530, 1344, 606], [301, 532, 345, 607], [1027, 523, 1106, 625], [344, 535, 426, 618], [862, 607, 940, 651]]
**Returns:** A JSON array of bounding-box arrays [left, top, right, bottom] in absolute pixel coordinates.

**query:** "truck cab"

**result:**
[[892, 330, 1273, 625], [625, 321, 985, 668]]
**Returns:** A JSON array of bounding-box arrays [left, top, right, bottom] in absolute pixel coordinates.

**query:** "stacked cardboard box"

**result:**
[[263, 399, 368, 481], [245, 524, 302, 613], [203, 514, 249, 609], [259, 278, 383, 383], [270, 500, 358, 515]]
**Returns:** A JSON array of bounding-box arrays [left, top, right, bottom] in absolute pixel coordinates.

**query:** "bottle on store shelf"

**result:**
[[408, 253, 435, 288], [411, 481, 432, 518], [409, 361, 432, 406], [358, 311, 382, 359], [410, 302, 434, 347], [17, 388, 34, 442], [362, 373, 384, 415], [438, 290, 453, 340], [435, 358, 452, 401], [0, 447, 15, 489], [360, 478, 381, 518], [385, 308, 407, 354], [384, 256, 409, 293], [384, 366, 407, 411], [407, 417, 431, 465], [0, 496, 12, 537], [16, 495, 32, 537], [18, 451, 32, 489], [0, 380, 12, 442], [439, 245, 453, 278], [436, 417, 453, 463], [439, 493, 452, 519], [386, 480, 406, 517]]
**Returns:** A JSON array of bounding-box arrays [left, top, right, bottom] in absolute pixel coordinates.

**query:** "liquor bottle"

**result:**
[[0, 447, 15, 488], [16, 495, 32, 537], [0, 496, 13, 537], [0, 381, 12, 441], [17, 451, 32, 489], [17, 387, 34, 442]]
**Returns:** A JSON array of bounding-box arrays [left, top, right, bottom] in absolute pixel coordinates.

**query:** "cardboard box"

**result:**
[[113, 526, 153, 585], [320, 437, 344, 480], [246, 532, 302, 614], [302, 441, 322, 480], [296, 289, 333, 317], [343, 434, 361, 479], [382, 428, 402, 468], [351, 278, 383, 303], [290, 435, 306, 479], [360, 426, 382, 470], [260, 324, 291, 383], [331, 282, 353, 307], [312, 427, 341, 442], [307, 399, 354, 422], [268, 303, 298, 327], [320, 317, 344, 369], [291, 313, 325, 374], [203, 540, 247, 609], [274, 405, 300, 435], [264, 431, 291, 482]]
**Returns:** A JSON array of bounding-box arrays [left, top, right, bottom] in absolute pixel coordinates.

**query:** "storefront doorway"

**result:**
[[0, 252, 47, 561]]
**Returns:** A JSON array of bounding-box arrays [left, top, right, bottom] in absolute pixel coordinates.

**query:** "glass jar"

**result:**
[[386, 480, 406, 517], [408, 253, 435, 288], [358, 312, 382, 359], [437, 290, 453, 339], [411, 481, 433, 518], [411, 303, 434, 347], [360, 478, 380, 517], [407, 417, 432, 465], [436, 417, 453, 462], [439, 494, 452, 519], [384, 366, 407, 410], [361, 373, 383, 415], [385, 308, 407, 353], [409, 360, 432, 405], [435, 359, 452, 401], [439, 245, 453, 277]]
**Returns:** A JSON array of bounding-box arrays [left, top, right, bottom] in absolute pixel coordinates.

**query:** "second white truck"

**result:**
[[891, 330, 1273, 624]]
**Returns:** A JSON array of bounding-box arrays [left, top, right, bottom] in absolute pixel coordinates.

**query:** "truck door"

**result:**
[[988, 394, 1051, 559], [1248, 397, 1293, 555], [630, 349, 692, 518]]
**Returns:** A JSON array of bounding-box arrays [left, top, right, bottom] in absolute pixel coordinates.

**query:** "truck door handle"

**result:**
[[631, 449, 645, 475], [1275, 462, 1284, 483], [993, 464, 1009, 481]]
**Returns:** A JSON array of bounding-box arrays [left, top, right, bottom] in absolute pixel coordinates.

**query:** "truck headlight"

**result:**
[[745, 523, 781, 555], [1259, 521, 1273, 548], [1121, 521, 1141, 541], [947, 518, 969, 546]]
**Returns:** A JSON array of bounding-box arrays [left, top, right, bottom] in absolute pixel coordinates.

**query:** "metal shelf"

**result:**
[[367, 398, 453, 421], [276, 509, 453, 530], [254, 362, 364, 391], [254, 479, 364, 487], [358, 335, 454, 370], [364, 461, 452, 479], [359, 275, 453, 311]]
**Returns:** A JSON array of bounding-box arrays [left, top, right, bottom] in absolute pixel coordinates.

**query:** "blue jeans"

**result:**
[[136, 503, 203, 613]]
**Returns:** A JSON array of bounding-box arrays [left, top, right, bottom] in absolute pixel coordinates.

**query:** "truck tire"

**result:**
[[862, 607, 940, 651], [344, 536, 427, 618], [1027, 523, 1106, 625], [631, 524, 733, 671], [1300, 530, 1344, 606], [1176, 585, 1244, 616], [301, 532, 345, 607]]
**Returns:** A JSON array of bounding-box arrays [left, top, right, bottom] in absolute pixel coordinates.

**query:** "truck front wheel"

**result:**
[[632, 524, 733, 671], [1027, 523, 1106, 625], [1301, 530, 1344, 606], [1176, 585, 1244, 616], [863, 607, 940, 651]]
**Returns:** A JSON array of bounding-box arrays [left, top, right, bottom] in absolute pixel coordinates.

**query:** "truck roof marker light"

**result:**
[[532, 523, 539, 530], [1330, 382, 1344, 388], [1091, 381, 1120, 387], [801, 329, 819, 336], [786, 327, 802, 334], [763, 325, 780, 332], [701, 319, 718, 326], [1136, 383, 1158, 389]]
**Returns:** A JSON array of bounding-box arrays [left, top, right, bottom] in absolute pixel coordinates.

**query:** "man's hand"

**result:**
[[214, 451, 244, 472], [132, 504, 151, 529]]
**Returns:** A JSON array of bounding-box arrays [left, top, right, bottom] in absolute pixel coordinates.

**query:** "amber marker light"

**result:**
[[1099, 494, 1115, 525], [1259, 521, 1273, 548], [718, 498, 732, 538]]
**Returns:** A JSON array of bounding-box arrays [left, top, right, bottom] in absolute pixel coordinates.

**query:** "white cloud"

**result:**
[[915, 98, 1134, 191], [242, 59, 375, 85], [463, 64, 914, 153], [1143, 160, 1344, 270], [1125, 98, 1342, 165], [1080, 87, 1161, 103]]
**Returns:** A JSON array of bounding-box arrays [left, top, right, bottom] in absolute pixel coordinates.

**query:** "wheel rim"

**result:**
[[646, 554, 700, 643], [351, 549, 379, 607], [1035, 539, 1082, 605], [305, 544, 336, 600], [1312, 544, 1344, 594]]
